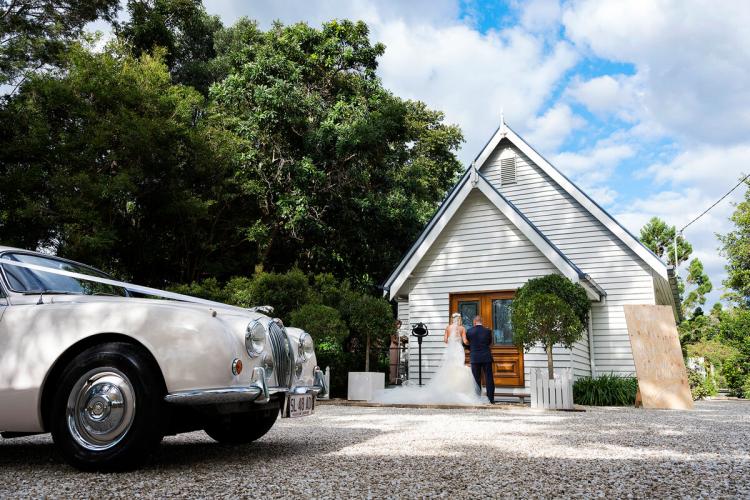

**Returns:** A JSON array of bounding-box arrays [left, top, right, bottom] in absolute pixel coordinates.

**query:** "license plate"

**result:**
[[284, 393, 314, 418]]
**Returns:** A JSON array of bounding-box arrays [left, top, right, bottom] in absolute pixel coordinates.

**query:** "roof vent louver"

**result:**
[[500, 156, 516, 185]]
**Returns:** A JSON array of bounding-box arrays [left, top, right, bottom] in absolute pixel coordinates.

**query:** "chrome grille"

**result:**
[[268, 320, 294, 388]]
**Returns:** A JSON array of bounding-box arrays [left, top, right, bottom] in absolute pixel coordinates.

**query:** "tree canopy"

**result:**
[[639, 216, 692, 267], [511, 275, 589, 379], [0, 14, 463, 290], [0, 0, 118, 86], [719, 180, 750, 306]]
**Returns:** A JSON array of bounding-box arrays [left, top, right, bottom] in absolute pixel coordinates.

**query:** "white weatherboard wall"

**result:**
[[481, 141, 655, 376], [403, 189, 576, 390]]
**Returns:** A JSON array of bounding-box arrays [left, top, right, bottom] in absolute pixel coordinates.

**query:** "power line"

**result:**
[[679, 173, 750, 233]]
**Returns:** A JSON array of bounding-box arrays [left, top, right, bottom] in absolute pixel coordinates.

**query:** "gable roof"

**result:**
[[474, 122, 669, 280], [382, 168, 605, 301]]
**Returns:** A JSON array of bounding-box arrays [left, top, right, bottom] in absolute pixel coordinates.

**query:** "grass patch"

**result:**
[[573, 374, 638, 406]]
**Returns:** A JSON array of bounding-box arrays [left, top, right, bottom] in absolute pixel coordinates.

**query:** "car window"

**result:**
[[0, 253, 127, 296]]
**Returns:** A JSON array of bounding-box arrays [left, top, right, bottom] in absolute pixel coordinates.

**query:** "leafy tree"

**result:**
[[210, 19, 463, 286], [719, 179, 750, 306], [682, 258, 712, 317], [0, 43, 249, 284], [512, 275, 590, 379], [639, 216, 692, 266], [118, 0, 223, 94], [340, 293, 394, 371], [0, 0, 118, 86]]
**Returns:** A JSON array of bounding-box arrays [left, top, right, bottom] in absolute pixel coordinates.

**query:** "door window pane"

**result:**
[[492, 299, 513, 345], [458, 301, 478, 329]]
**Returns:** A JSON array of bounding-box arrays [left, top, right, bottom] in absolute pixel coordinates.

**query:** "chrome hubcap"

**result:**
[[66, 369, 135, 451]]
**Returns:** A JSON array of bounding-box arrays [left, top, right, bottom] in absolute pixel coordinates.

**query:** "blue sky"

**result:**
[[98, 0, 750, 306]]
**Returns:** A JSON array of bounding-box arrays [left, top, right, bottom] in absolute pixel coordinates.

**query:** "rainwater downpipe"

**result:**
[[587, 311, 597, 378]]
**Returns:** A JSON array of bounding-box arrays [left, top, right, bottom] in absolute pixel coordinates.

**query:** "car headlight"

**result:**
[[298, 332, 314, 362], [245, 320, 266, 358], [262, 352, 274, 380]]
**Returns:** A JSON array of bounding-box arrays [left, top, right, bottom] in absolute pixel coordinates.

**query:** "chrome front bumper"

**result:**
[[164, 366, 328, 405]]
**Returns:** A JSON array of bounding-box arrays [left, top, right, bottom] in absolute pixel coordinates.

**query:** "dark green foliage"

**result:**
[[0, 44, 250, 284], [0, 0, 119, 85], [168, 277, 230, 303], [513, 274, 590, 326], [719, 179, 750, 306], [245, 269, 311, 323], [119, 0, 223, 94], [289, 304, 348, 345], [1, 17, 462, 292], [338, 293, 395, 371], [573, 374, 638, 406], [210, 19, 463, 287]]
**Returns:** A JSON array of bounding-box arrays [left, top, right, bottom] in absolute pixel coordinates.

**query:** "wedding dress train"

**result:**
[[370, 328, 487, 404]]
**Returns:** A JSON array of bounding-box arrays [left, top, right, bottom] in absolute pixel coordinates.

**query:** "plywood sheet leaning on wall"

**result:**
[[623, 305, 693, 410]]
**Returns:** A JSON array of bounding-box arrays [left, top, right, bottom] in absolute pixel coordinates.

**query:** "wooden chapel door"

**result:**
[[450, 291, 524, 387]]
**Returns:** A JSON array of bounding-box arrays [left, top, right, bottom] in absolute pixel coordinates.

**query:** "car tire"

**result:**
[[50, 342, 166, 471], [204, 405, 279, 444]]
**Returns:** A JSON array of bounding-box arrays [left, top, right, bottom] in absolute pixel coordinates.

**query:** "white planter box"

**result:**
[[530, 368, 574, 410], [348, 372, 385, 401]]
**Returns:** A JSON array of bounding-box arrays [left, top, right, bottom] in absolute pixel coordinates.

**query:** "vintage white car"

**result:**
[[0, 246, 326, 470]]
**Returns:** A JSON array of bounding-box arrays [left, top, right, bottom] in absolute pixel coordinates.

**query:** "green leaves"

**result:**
[[511, 275, 589, 377], [719, 179, 750, 306], [573, 374, 638, 406], [639, 216, 692, 266]]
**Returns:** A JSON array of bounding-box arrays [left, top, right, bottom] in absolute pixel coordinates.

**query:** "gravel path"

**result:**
[[1, 400, 748, 498]]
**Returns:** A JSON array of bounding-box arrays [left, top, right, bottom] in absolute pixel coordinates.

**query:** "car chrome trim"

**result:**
[[165, 367, 271, 405], [313, 366, 328, 397]]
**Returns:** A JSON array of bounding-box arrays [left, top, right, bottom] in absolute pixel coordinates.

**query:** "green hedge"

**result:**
[[573, 374, 638, 406]]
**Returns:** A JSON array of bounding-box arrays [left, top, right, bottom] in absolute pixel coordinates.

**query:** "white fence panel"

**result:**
[[530, 368, 573, 410]]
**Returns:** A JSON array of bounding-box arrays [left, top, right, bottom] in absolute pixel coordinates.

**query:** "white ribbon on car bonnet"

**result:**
[[0, 257, 243, 309]]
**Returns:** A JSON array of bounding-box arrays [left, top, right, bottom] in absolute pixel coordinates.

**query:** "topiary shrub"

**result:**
[[512, 275, 590, 379], [245, 268, 311, 323], [289, 303, 348, 345], [573, 374, 638, 406]]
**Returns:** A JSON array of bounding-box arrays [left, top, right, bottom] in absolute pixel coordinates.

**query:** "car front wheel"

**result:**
[[50, 342, 165, 471], [204, 404, 279, 444]]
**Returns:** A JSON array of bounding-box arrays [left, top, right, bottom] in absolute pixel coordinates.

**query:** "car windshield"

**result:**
[[0, 253, 127, 296]]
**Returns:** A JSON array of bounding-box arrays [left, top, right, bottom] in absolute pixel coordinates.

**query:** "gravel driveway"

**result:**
[[1, 400, 748, 498]]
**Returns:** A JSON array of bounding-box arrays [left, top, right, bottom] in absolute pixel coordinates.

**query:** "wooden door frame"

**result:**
[[450, 290, 524, 387]]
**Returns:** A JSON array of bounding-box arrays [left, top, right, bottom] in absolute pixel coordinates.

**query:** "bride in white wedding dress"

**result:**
[[370, 313, 487, 404]]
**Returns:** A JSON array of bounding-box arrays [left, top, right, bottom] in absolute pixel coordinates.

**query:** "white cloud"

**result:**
[[376, 22, 578, 162], [642, 144, 750, 193], [518, 0, 562, 33], [562, 0, 750, 145], [566, 74, 641, 121], [524, 103, 585, 153]]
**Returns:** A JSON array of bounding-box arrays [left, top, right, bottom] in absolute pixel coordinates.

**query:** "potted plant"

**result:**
[[342, 294, 394, 400], [512, 274, 590, 408]]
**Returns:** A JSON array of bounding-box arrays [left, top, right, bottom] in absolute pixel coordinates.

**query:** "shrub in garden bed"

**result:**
[[573, 374, 638, 406]]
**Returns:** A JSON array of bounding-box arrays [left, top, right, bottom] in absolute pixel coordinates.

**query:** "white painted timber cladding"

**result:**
[[481, 141, 655, 376], [404, 189, 575, 389]]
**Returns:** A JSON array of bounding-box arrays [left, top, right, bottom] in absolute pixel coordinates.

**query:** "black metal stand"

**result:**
[[411, 322, 429, 386]]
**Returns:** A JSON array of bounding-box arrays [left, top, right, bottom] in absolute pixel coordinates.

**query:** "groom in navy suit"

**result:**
[[464, 315, 495, 404]]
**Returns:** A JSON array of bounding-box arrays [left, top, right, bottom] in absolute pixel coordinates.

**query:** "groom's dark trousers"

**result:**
[[466, 324, 495, 403]]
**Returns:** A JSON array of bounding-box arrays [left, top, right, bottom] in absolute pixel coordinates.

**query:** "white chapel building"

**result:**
[[382, 121, 680, 398]]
